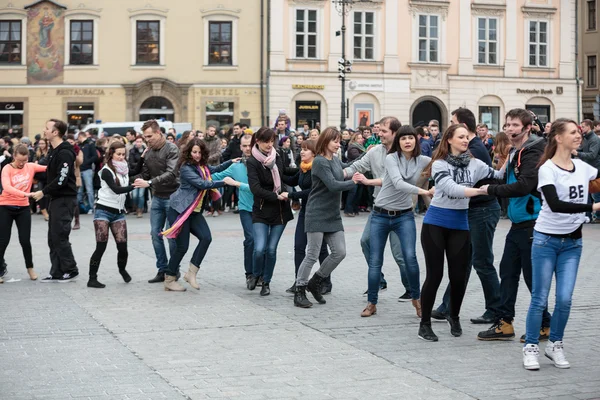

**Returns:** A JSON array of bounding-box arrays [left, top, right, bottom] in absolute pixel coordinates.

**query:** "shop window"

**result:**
[[206, 101, 234, 129], [208, 22, 232, 65], [70, 20, 93, 65], [0, 20, 21, 64], [67, 103, 94, 133], [526, 105, 551, 124], [136, 20, 160, 65], [0, 102, 24, 136], [478, 106, 500, 133], [295, 101, 321, 129]]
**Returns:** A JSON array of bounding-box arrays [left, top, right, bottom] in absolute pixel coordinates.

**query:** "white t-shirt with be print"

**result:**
[[536, 159, 598, 235]]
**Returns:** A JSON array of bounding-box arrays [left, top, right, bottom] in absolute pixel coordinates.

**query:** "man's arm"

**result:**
[[42, 150, 75, 195], [487, 148, 541, 198], [344, 149, 372, 176], [577, 137, 600, 162]]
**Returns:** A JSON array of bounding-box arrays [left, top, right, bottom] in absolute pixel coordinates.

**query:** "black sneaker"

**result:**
[[477, 319, 515, 341], [41, 275, 60, 283], [0, 262, 7, 278], [431, 310, 448, 321], [379, 282, 387, 292], [398, 291, 411, 302], [59, 271, 79, 282], [418, 323, 439, 342], [520, 327, 550, 343], [247, 276, 258, 291], [260, 283, 270, 296], [447, 316, 463, 337]]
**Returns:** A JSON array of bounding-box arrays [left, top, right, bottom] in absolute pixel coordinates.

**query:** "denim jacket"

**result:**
[[169, 161, 232, 214]]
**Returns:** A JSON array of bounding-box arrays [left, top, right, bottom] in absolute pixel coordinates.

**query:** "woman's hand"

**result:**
[[418, 188, 432, 197], [278, 192, 289, 201], [223, 177, 238, 187], [592, 203, 600, 212], [231, 157, 242, 163]]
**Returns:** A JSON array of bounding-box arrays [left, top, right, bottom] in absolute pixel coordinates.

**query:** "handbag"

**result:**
[[590, 178, 600, 194]]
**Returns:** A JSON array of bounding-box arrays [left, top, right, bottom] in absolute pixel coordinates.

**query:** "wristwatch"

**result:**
[[147, 180, 153, 187]]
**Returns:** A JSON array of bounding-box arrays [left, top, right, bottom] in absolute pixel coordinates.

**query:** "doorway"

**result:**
[[412, 100, 443, 130]]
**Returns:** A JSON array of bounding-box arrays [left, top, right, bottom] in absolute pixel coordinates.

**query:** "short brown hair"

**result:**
[[49, 119, 68, 138], [379, 116, 402, 133], [315, 127, 341, 156], [505, 108, 533, 128], [251, 127, 277, 148], [582, 119, 594, 129], [141, 119, 160, 133], [301, 139, 317, 154], [14, 143, 29, 157]]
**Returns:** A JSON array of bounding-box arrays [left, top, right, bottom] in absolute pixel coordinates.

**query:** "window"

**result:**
[[208, 22, 232, 65], [67, 103, 94, 132], [295, 9, 317, 58], [353, 11, 374, 60], [418, 15, 438, 63], [528, 21, 548, 67], [477, 17, 498, 65], [479, 106, 500, 133], [70, 20, 93, 65], [0, 102, 24, 136], [0, 20, 21, 64], [589, 1, 597, 30], [206, 101, 234, 129], [136, 20, 160, 65], [588, 55, 597, 88]]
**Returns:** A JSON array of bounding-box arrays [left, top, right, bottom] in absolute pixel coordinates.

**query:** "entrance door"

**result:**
[[296, 101, 321, 130], [412, 100, 442, 130], [139, 96, 175, 122]]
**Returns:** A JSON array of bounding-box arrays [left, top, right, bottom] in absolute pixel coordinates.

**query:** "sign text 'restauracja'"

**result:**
[[56, 89, 106, 96]]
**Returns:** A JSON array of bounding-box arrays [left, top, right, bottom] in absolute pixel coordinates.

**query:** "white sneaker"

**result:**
[[224, 206, 230, 213], [523, 344, 540, 370], [545, 340, 570, 369], [212, 211, 219, 218]]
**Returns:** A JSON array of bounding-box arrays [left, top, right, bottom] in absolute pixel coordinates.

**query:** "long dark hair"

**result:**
[[424, 124, 468, 176], [178, 138, 209, 169], [389, 125, 421, 158], [105, 141, 126, 185], [537, 118, 578, 167]]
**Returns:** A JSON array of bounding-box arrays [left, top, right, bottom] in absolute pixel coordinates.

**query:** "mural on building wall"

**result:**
[[27, 1, 64, 84]]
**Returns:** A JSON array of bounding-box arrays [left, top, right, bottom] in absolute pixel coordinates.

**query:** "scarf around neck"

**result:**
[[252, 145, 281, 193], [300, 160, 313, 173], [445, 152, 471, 168], [112, 160, 129, 176]]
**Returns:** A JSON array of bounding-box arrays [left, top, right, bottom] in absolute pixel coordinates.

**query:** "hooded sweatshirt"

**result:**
[[42, 140, 78, 198]]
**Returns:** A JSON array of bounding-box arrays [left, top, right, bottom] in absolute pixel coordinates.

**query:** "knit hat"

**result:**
[[278, 136, 290, 147]]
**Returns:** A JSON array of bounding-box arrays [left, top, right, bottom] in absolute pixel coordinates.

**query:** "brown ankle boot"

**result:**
[[164, 275, 186, 292], [361, 302, 377, 317], [412, 299, 422, 318], [73, 217, 80, 230], [27, 268, 38, 281], [183, 263, 200, 290]]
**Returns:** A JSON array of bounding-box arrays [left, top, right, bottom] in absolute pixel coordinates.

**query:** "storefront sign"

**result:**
[[292, 84, 325, 90], [0, 102, 24, 112], [298, 104, 319, 110], [516, 89, 553, 95], [200, 89, 239, 96], [348, 80, 384, 92], [56, 89, 105, 96]]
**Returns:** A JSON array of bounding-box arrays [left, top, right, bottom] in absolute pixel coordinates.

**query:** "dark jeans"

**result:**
[[150, 196, 177, 271], [498, 225, 551, 327], [436, 203, 501, 317], [344, 184, 361, 214], [239, 210, 254, 276], [252, 222, 286, 283], [48, 196, 78, 277], [294, 211, 328, 276], [0, 205, 34, 269], [165, 208, 212, 276]]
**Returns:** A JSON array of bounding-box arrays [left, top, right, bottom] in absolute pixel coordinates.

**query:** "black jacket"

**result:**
[[42, 140, 78, 198], [247, 153, 293, 225], [80, 138, 97, 171], [222, 135, 242, 161], [128, 146, 145, 173], [288, 168, 314, 215]]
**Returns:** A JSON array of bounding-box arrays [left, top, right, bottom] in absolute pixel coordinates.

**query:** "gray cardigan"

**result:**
[[305, 156, 356, 232]]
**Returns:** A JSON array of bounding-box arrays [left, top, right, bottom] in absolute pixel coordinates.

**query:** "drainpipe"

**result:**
[[575, 0, 581, 121], [260, 0, 265, 126], [266, 0, 272, 128]]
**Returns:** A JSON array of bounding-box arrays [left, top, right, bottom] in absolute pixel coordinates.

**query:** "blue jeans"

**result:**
[[436, 203, 501, 317], [368, 210, 420, 304], [252, 223, 286, 283], [239, 210, 254, 276], [344, 184, 360, 214], [360, 213, 409, 291], [525, 231, 581, 345], [498, 226, 551, 326], [78, 169, 95, 209], [165, 208, 212, 276], [94, 208, 125, 223], [150, 197, 177, 272], [131, 187, 146, 210]]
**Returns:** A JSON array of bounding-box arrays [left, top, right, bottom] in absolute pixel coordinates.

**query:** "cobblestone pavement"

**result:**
[[1, 211, 600, 400]]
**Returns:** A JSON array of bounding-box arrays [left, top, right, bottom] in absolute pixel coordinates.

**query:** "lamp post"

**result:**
[[333, 0, 353, 130]]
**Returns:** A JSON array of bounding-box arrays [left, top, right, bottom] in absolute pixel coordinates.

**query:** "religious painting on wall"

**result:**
[[27, 1, 65, 84], [355, 103, 374, 128]]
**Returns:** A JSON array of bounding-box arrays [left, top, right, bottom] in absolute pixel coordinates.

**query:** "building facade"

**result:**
[[269, 0, 578, 131], [580, 0, 600, 120], [0, 0, 265, 136]]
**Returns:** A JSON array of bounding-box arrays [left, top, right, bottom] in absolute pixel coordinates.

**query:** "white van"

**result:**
[[82, 121, 192, 136]]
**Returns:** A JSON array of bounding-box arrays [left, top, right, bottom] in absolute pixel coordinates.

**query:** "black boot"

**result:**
[[294, 286, 313, 308], [117, 245, 131, 283], [260, 283, 270, 296], [307, 273, 326, 304], [447, 316, 463, 337], [320, 276, 332, 295], [148, 271, 165, 283], [87, 259, 106, 288], [286, 282, 297, 294], [247, 276, 258, 290], [118, 265, 132, 283]]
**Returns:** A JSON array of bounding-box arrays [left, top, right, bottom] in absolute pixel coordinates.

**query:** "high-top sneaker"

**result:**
[[307, 273, 326, 304], [477, 319, 515, 341], [523, 344, 540, 370], [545, 340, 570, 369], [447, 316, 462, 337], [418, 323, 438, 342], [520, 326, 550, 343], [294, 286, 313, 308]]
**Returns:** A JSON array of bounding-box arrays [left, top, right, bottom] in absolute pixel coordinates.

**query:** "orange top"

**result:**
[[0, 162, 47, 206]]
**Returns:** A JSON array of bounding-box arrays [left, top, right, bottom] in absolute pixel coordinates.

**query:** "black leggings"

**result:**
[[0, 205, 33, 269], [420, 223, 471, 323]]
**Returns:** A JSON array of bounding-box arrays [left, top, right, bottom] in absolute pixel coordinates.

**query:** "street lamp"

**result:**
[[333, 0, 353, 130]]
